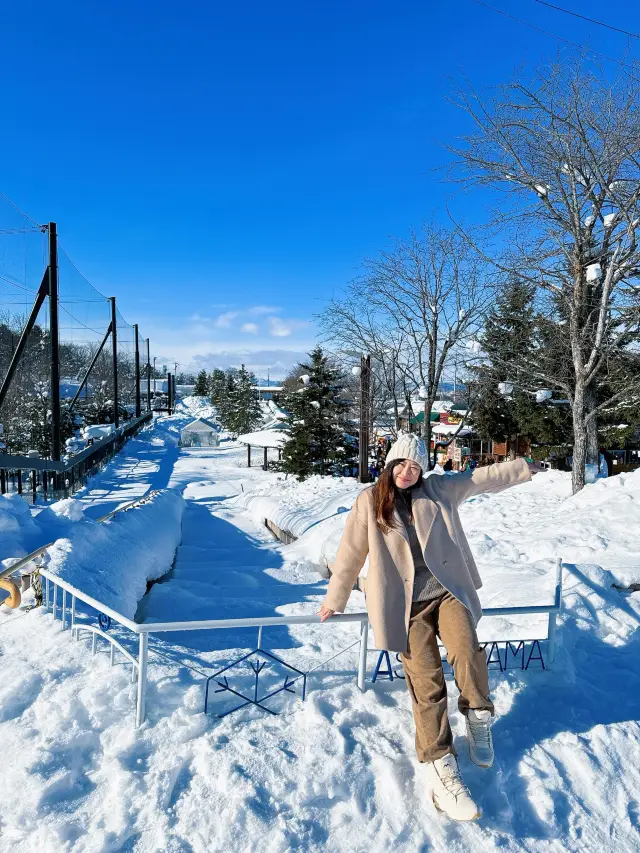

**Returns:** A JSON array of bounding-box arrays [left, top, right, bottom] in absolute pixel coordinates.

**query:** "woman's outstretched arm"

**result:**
[[438, 458, 538, 505]]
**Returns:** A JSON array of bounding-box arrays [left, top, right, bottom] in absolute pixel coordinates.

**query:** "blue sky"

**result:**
[[1, 1, 638, 377]]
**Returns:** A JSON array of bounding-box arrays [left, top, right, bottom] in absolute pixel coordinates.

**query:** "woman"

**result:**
[[319, 433, 540, 821]]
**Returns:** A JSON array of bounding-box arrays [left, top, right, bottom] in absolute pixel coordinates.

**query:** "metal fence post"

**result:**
[[49, 222, 61, 461], [357, 619, 368, 692], [110, 297, 119, 428], [134, 324, 141, 418], [136, 633, 149, 727], [146, 338, 151, 412], [547, 557, 563, 665]]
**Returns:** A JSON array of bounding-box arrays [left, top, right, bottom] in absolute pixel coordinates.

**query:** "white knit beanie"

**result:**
[[385, 433, 429, 473]]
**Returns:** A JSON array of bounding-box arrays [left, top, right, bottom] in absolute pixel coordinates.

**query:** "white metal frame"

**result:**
[[38, 557, 563, 728]]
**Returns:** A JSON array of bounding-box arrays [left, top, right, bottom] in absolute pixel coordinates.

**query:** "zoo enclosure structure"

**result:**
[[37, 557, 564, 728], [0, 193, 164, 488]]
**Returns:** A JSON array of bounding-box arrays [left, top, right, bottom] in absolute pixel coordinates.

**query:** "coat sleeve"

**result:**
[[439, 458, 532, 506], [323, 493, 369, 613]]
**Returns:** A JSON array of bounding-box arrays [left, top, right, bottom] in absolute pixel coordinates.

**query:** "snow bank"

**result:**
[[44, 489, 186, 619], [237, 473, 366, 565], [1, 494, 88, 562]]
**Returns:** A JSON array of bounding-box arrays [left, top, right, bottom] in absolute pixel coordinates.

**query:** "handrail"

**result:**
[[37, 553, 563, 728], [0, 412, 152, 473]]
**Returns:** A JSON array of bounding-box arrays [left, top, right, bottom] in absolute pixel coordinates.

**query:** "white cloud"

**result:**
[[215, 311, 239, 328], [269, 317, 309, 338], [241, 323, 259, 334]]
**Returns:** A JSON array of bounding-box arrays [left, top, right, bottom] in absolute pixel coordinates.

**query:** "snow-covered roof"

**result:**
[[181, 418, 219, 433], [431, 423, 472, 437], [237, 427, 288, 448]]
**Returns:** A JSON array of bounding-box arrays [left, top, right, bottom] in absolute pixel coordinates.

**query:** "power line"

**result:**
[[533, 0, 640, 40], [471, 0, 640, 82]]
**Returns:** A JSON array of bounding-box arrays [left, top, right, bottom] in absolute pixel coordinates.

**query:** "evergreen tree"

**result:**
[[280, 346, 356, 480], [216, 370, 238, 433], [194, 369, 209, 396], [224, 365, 262, 437], [471, 279, 572, 449], [209, 368, 227, 410]]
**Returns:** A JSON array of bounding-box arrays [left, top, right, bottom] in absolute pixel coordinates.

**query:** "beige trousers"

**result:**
[[401, 592, 493, 763]]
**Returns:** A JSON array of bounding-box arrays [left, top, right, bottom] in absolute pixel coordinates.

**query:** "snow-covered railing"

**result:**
[[38, 557, 564, 728]]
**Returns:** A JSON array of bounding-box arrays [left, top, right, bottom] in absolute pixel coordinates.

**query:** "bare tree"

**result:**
[[319, 224, 491, 454], [450, 58, 640, 493]]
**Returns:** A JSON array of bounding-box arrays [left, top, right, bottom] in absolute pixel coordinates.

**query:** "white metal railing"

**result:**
[[37, 556, 563, 728], [39, 566, 370, 727]]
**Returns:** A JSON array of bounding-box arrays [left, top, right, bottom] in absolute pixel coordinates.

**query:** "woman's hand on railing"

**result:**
[[318, 604, 335, 622]]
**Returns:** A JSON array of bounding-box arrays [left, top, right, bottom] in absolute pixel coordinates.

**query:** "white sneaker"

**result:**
[[425, 754, 482, 821], [466, 709, 494, 768]]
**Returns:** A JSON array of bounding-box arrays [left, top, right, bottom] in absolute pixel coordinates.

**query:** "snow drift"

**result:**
[[1, 494, 89, 562], [44, 490, 186, 619]]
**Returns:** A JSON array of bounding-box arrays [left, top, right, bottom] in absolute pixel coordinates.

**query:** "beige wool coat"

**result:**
[[323, 459, 532, 652]]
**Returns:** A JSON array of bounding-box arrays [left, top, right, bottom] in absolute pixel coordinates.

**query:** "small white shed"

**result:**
[[180, 417, 219, 448]]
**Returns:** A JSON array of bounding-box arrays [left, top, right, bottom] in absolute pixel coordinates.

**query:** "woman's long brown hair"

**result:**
[[372, 460, 409, 534]]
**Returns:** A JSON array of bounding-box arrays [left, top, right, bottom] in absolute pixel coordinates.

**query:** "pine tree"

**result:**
[[194, 369, 209, 396], [209, 368, 227, 410], [216, 370, 237, 433], [471, 279, 572, 449], [225, 365, 262, 437], [471, 278, 535, 444], [280, 346, 356, 480]]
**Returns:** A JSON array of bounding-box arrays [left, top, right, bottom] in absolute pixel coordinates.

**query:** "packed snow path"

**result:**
[[1, 400, 640, 852]]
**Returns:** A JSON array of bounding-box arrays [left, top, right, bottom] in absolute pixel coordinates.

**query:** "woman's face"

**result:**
[[392, 459, 422, 489]]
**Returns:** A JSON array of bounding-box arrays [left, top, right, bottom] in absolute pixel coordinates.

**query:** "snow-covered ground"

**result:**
[[1, 400, 640, 852]]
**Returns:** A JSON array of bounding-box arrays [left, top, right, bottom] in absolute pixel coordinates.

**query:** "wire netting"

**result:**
[[1, 192, 164, 464], [0, 194, 50, 456]]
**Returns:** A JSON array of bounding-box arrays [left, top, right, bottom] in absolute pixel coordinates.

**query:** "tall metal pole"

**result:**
[[146, 338, 151, 412], [358, 354, 371, 483], [167, 372, 172, 416], [110, 297, 119, 428], [134, 324, 141, 418], [49, 223, 61, 462]]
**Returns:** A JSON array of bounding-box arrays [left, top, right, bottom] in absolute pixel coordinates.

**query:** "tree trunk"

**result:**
[[571, 391, 587, 494], [585, 385, 599, 468]]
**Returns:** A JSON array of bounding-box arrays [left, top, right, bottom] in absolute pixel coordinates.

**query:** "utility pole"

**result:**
[[146, 338, 151, 412], [49, 223, 61, 462], [134, 324, 141, 418], [358, 354, 371, 484], [110, 296, 119, 428]]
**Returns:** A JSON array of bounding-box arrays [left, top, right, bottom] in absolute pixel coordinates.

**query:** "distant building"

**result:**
[[256, 385, 284, 402]]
